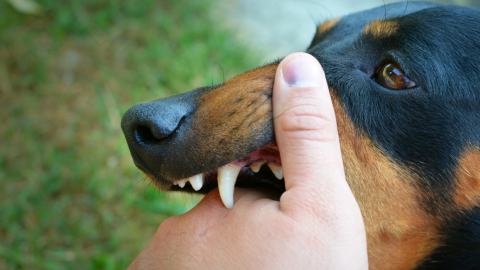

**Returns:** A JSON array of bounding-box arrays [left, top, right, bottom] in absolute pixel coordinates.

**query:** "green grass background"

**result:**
[[0, 0, 261, 269]]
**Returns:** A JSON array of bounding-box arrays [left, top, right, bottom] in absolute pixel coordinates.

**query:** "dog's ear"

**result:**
[[308, 18, 340, 49]]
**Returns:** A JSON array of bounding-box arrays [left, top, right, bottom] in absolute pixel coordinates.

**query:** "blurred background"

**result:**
[[0, 0, 478, 269]]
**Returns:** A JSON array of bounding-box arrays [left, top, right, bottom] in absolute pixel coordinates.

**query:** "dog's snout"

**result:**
[[121, 88, 211, 177]]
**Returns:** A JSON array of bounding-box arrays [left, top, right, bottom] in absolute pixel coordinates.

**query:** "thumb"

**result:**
[[272, 52, 350, 213]]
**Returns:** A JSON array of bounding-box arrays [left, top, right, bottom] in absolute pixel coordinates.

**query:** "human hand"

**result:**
[[128, 52, 368, 269]]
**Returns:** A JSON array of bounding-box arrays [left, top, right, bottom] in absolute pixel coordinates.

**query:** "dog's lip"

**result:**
[[168, 143, 281, 185], [170, 144, 282, 183], [130, 149, 162, 178], [229, 145, 281, 167]]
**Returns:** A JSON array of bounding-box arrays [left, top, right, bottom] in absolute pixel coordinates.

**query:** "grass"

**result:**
[[0, 0, 261, 269]]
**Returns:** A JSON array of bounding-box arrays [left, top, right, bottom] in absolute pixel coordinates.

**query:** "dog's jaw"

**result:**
[[171, 144, 282, 208]]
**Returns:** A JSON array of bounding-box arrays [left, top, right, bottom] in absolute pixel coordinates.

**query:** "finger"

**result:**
[[272, 53, 352, 213]]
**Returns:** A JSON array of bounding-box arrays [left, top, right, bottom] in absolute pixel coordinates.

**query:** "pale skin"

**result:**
[[128, 52, 369, 269]]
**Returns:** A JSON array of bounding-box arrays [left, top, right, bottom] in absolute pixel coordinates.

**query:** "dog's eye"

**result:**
[[375, 62, 416, 90]]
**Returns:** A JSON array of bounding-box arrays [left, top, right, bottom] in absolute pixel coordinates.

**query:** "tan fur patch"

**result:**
[[364, 20, 399, 38], [452, 148, 480, 210], [180, 64, 278, 173], [193, 64, 277, 136], [331, 93, 442, 270], [309, 18, 341, 47], [316, 18, 340, 35]]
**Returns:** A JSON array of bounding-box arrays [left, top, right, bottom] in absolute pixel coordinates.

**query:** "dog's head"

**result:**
[[122, 2, 480, 269]]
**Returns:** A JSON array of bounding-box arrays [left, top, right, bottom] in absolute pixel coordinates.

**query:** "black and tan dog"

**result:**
[[121, 2, 480, 269]]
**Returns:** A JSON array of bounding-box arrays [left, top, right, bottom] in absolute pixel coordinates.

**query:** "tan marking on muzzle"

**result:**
[[189, 64, 278, 166]]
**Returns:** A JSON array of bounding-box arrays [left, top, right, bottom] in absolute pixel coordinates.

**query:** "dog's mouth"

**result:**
[[166, 144, 284, 208]]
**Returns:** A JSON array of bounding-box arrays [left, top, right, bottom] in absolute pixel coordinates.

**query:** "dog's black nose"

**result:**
[[121, 88, 212, 177], [121, 90, 200, 169], [122, 95, 194, 146], [122, 101, 187, 145]]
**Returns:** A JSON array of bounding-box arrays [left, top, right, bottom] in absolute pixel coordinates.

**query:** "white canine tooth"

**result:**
[[217, 164, 242, 209], [189, 174, 204, 191], [178, 179, 187, 188], [268, 164, 283, 180], [249, 163, 263, 173], [173, 181, 178, 186]]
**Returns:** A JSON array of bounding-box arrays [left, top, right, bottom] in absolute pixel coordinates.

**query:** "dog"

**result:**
[[121, 2, 480, 269]]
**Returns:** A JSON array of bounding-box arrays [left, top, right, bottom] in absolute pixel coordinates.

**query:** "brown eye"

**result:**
[[376, 62, 416, 90]]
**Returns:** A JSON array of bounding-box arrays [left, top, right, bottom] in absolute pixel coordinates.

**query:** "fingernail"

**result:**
[[282, 56, 322, 88]]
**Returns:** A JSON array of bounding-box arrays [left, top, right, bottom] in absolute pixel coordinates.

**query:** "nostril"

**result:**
[[122, 97, 193, 149], [134, 125, 161, 145]]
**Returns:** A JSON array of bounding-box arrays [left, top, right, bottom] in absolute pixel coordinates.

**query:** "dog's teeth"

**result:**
[[189, 174, 204, 191], [268, 164, 283, 180], [217, 164, 242, 209], [249, 163, 263, 173], [178, 179, 187, 188], [173, 181, 178, 186]]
